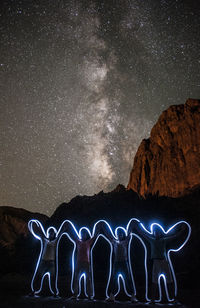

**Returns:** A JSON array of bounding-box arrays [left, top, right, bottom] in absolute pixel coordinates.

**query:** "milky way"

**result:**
[[1, 0, 200, 215]]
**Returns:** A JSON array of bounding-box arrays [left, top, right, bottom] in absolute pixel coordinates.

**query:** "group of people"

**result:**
[[28, 218, 191, 303]]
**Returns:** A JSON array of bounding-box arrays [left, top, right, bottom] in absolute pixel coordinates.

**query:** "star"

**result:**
[[0, 0, 200, 215]]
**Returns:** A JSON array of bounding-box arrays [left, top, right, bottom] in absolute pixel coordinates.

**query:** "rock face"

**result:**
[[0, 206, 47, 250], [127, 98, 200, 197], [0, 206, 48, 273]]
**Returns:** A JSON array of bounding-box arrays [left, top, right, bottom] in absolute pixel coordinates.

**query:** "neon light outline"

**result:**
[[78, 273, 86, 297], [29, 219, 191, 302], [128, 219, 191, 302], [28, 219, 69, 295], [64, 221, 100, 298], [156, 274, 174, 303], [128, 231, 150, 301], [94, 219, 139, 299]]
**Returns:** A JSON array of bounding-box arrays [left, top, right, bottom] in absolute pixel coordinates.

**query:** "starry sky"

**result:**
[[1, 0, 200, 215]]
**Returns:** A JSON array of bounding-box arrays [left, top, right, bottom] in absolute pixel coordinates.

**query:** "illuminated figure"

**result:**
[[128, 219, 191, 303], [28, 219, 68, 296], [63, 220, 101, 299], [98, 220, 138, 302]]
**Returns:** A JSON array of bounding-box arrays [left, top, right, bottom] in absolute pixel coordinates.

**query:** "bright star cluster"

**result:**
[[0, 0, 200, 215]]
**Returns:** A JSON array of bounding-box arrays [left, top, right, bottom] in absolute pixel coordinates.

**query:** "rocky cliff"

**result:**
[[127, 98, 200, 197], [0, 206, 47, 273]]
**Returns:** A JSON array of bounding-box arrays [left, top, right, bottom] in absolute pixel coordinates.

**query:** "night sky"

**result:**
[[1, 0, 200, 215]]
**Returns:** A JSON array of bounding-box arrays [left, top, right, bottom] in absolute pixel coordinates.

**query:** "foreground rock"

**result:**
[[128, 98, 200, 198]]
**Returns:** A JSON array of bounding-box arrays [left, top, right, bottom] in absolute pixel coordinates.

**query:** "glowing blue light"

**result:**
[[62, 220, 101, 298], [128, 219, 191, 302], [156, 274, 174, 303], [94, 219, 140, 299], [28, 218, 191, 302], [28, 219, 69, 295]]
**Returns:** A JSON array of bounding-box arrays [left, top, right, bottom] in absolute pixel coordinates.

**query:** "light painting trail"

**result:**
[[28, 219, 69, 296], [28, 218, 191, 302], [95, 220, 138, 302], [128, 219, 191, 302], [62, 221, 101, 299]]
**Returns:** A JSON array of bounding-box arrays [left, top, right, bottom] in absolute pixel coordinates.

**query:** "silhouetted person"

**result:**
[[28, 219, 67, 296], [64, 221, 101, 299], [98, 220, 137, 302], [128, 219, 191, 303]]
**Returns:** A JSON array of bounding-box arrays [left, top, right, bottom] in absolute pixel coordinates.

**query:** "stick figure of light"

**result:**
[[63, 220, 101, 299], [97, 220, 138, 302], [128, 219, 191, 303], [28, 219, 67, 296]]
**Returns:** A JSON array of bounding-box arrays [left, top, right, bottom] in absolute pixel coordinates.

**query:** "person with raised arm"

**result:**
[[128, 219, 191, 303], [63, 220, 101, 300], [97, 220, 138, 302], [28, 219, 68, 297]]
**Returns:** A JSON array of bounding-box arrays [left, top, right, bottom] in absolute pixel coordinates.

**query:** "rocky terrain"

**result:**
[[128, 98, 200, 198]]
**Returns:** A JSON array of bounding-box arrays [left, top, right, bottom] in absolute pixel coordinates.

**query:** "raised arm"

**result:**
[[28, 219, 46, 240], [93, 220, 115, 243], [165, 221, 191, 250], [127, 218, 154, 241], [88, 221, 103, 247], [57, 220, 79, 243], [165, 221, 190, 238], [56, 220, 72, 239], [127, 218, 140, 236]]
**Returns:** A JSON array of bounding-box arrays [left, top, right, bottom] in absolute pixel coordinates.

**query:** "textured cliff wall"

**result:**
[[127, 98, 200, 197]]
